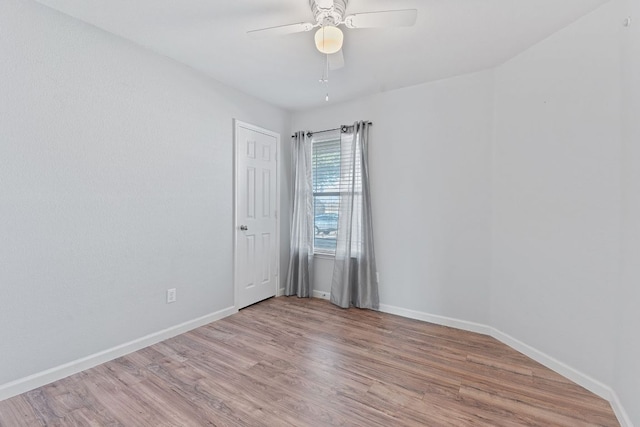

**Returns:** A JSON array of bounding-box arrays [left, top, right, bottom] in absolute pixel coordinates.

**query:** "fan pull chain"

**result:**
[[319, 54, 330, 102]]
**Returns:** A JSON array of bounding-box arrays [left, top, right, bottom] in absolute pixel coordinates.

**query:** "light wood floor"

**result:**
[[0, 297, 619, 426]]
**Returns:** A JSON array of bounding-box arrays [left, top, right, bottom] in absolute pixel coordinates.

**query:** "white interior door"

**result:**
[[234, 120, 279, 309]]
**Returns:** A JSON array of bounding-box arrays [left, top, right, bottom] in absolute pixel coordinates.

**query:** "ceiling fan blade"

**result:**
[[247, 22, 314, 38], [328, 50, 344, 71], [344, 9, 418, 29]]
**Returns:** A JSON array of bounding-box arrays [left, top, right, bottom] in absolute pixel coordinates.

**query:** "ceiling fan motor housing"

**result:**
[[310, 0, 348, 26]]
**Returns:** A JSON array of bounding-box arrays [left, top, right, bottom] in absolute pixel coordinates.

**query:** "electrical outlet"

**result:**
[[315, 291, 329, 300], [167, 288, 177, 304]]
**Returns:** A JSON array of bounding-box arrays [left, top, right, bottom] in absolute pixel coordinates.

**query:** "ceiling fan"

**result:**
[[247, 0, 418, 70]]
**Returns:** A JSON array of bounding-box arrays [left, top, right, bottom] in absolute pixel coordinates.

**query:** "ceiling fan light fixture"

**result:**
[[314, 25, 343, 54]]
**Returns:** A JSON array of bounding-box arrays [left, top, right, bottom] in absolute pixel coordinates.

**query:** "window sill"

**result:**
[[313, 252, 335, 260]]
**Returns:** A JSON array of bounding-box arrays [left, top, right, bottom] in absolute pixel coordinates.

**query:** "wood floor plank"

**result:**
[[0, 297, 620, 426], [0, 396, 43, 427]]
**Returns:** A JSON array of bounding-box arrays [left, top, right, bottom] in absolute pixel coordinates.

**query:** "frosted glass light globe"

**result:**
[[314, 25, 344, 55]]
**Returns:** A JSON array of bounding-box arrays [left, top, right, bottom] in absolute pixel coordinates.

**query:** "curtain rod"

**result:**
[[291, 122, 373, 139]]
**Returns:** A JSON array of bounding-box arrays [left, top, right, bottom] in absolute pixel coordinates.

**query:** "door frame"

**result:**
[[233, 119, 281, 310]]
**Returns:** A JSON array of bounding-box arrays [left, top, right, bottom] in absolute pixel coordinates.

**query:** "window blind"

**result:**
[[312, 138, 341, 253]]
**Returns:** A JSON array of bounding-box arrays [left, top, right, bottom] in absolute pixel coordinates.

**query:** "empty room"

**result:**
[[1, 0, 638, 425]]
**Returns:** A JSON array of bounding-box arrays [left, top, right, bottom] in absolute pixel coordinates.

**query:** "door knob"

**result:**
[[240, 225, 248, 231]]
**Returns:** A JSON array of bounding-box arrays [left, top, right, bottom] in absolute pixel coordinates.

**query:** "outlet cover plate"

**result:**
[[167, 288, 177, 303]]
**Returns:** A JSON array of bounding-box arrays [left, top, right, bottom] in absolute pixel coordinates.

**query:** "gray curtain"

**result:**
[[330, 121, 379, 309], [285, 131, 314, 297]]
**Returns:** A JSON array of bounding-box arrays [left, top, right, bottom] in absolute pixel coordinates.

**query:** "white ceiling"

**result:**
[[35, 0, 608, 112]]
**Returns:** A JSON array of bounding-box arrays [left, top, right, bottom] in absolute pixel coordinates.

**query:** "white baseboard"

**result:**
[[489, 328, 614, 401], [610, 391, 634, 427], [379, 303, 492, 335], [0, 305, 237, 402], [378, 303, 632, 427], [313, 289, 330, 300], [277, 287, 285, 297]]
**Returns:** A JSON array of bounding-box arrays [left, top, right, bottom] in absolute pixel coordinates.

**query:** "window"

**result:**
[[312, 135, 341, 254]]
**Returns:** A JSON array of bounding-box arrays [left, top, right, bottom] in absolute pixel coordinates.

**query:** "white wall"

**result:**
[[616, 0, 640, 423], [0, 0, 290, 386], [491, 0, 622, 386], [492, 1, 640, 424], [293, 71, 494, 325]]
